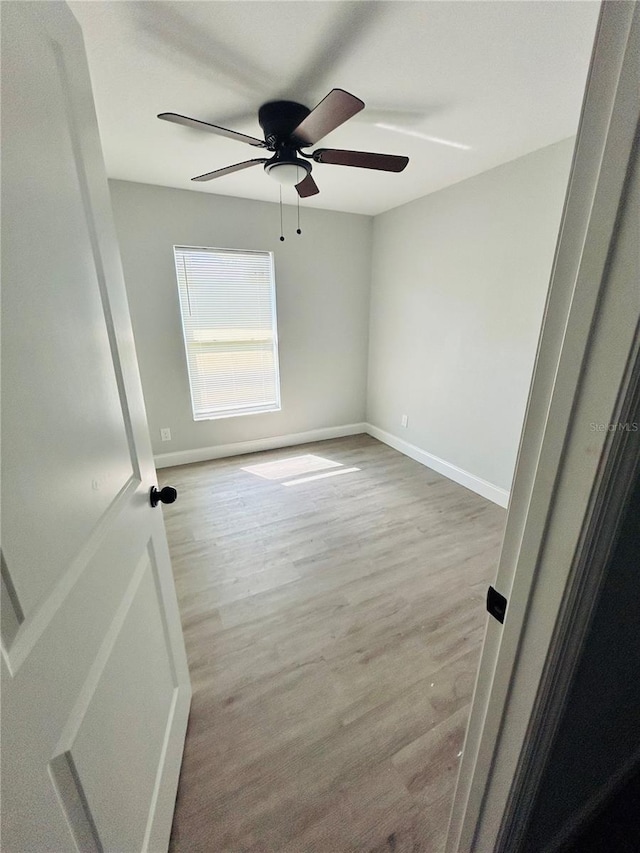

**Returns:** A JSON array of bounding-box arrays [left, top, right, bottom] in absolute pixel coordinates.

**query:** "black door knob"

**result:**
[[150, 485, 178, 508]]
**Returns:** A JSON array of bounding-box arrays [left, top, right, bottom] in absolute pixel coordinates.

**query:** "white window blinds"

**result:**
[[173, 246, 281, 420]]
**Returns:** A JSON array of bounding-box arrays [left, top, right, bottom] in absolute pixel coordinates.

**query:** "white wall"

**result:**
[[366, 139, 575, 494], [110, 142, 573, 493], [109, 180, 372, 457]]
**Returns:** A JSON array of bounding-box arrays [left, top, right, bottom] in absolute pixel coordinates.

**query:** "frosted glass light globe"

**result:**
[[266, 162, 307, 186]]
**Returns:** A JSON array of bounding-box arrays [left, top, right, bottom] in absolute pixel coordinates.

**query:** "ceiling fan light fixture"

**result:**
[[162, 89, 410, 198], [264, 160, 311, 186]]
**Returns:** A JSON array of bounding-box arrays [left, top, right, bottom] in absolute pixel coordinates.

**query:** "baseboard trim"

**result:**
[[365, 424, 510, 508], [154, 423, 368, 469], [155, 421, 510, 507]]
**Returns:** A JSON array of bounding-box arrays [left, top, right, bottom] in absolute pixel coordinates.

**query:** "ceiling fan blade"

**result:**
[[158, 113, 266, 148], [312, 148, 409, 172], [192, 159, 267, 182], [291, 89, 364, 147], [296, 173, 319, 198]]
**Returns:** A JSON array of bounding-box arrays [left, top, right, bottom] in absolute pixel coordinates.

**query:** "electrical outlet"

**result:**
[[160, 427, 172, 442], [401, 414, 408, 428]]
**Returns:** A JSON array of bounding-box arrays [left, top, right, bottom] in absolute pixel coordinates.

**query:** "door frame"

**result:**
[[500, 344, 640, 853], [446, 2, 640, 850]]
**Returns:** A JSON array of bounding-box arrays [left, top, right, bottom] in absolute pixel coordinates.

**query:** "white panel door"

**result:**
[[0, 3, 192, 851]]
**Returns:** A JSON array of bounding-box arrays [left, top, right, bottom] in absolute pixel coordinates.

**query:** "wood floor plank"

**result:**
[[160, 435, 505, 852]]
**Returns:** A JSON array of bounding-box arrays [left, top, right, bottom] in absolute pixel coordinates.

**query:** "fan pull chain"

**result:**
[[279, 187, 285, 241], [297, 192, 302, 235]]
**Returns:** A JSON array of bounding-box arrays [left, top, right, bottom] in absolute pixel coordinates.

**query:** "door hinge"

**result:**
[[487, 585, 507, 624]]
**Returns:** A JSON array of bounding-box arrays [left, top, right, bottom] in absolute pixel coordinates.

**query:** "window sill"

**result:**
[[193, 405, 281, 422]]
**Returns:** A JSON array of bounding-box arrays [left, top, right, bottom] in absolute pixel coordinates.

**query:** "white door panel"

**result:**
[[1, 3, 191, 851], [2, 0, 134, 618]]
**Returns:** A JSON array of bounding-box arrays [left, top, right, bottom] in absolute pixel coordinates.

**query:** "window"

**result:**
[[173, 246, 281, 420]]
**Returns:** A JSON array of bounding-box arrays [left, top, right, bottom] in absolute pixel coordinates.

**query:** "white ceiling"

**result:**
[[70, 1, 600, 216]]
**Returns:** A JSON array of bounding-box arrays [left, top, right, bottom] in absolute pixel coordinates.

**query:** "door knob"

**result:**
[[150, 485, 177, 508]]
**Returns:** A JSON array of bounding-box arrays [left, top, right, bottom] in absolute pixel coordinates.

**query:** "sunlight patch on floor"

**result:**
[[281, 466, 361, 486], [242, 454, 343, 480]]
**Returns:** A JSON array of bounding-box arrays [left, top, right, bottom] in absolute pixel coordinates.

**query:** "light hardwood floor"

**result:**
[[160, 435, 505, 853]]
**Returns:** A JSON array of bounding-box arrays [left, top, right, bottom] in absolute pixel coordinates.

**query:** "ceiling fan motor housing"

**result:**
[[258, 100, 311, 148]]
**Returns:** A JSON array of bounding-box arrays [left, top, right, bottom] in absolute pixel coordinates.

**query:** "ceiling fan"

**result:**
[[158, 88, 409, 198]]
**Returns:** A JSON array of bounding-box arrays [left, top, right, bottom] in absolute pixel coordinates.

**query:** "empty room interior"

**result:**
[[2, 1, 612, 851]]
